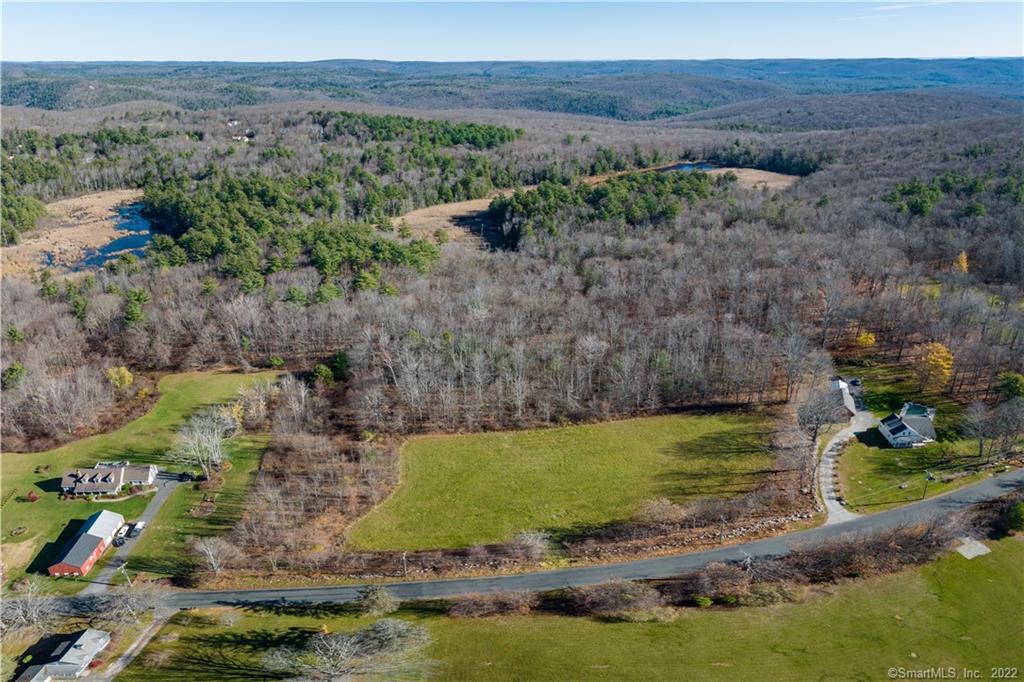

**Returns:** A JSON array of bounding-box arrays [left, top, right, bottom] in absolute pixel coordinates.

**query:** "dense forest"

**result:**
[[2, 88, 1022, 442]]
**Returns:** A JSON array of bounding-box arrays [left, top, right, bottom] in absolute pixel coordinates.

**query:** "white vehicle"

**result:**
[[115, 525, 130, 539], [128, 521, 146, 538]]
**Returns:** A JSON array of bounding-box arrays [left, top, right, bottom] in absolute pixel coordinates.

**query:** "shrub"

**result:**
[[25, 491, 39, 503], [1005, 502, 1024, 532], [571, 580, 664, 618], [353, 584, 400, 616], [509, 530, 550, 561], [269, 356, 285, 369], [328, 351, 350, 380], [613, 606, 677, 623], [2, 361, 26, 390], [694, 596, 713, 608], [311, 364, 334, 386], [449, 591, 539, 618]]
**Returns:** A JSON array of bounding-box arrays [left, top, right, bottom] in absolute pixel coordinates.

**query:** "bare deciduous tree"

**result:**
[[0, 578, 60, 636], [173, 409, 237, 479], [264, 618, 431, 680], [190, 536, 238, 576]]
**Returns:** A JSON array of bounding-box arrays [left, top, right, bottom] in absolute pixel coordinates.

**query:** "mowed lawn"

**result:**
[[836, 360, 1004, 512], [348, 413, 774, 550], [124, 433, 269, 582], [0, 370, 276, 591], [119, 537, 1024, 681]]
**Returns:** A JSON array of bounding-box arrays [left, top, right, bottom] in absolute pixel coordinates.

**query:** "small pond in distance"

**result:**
[[73, 203, 153, 270]]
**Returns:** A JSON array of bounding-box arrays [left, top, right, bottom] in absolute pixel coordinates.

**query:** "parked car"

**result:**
[[115, 525, 130, 539], [112, 536, 126, 547], [128, 521, 146, 538]]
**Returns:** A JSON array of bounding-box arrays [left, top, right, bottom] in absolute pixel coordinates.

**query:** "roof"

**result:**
[[123, 464, 157, 482], [52, 628, 111, 668], [829, 381, 856, 415], [51, 533, 103, 569], [902, 415, 937, 441], [60, 467, 124, 493], [14, 630, 110, 681], [81, 510, 125, 540]]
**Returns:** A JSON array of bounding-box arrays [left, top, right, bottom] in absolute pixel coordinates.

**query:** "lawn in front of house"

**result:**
[[347, 412, 775, 551], [124, 434, 268, 583], [0, 370, 276, 591], [834, 359, 998, 512], [117, 536, 1023, 681]]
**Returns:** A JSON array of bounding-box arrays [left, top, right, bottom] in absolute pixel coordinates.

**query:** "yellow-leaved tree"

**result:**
[[912, 342, 954, 392], [856, 331, 876, 349], [955, 250, 969, 274], [106, 365, 134, 394]]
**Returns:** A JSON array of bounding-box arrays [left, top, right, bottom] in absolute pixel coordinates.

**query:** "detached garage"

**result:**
[[47, 509, 124, 577]]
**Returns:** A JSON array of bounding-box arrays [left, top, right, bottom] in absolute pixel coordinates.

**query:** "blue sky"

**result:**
[[2, 2, 1021, 61]]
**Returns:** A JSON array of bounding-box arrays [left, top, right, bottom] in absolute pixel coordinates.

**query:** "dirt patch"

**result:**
[[1, 189, 143, 277], [393, 191, 513, 247], [710, 167, 798, 191], [1, 539, 37, 582]]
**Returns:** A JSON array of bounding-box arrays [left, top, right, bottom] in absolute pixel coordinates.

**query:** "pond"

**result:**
[[661, 161, 718, 172], [73, 203, 153, 270]]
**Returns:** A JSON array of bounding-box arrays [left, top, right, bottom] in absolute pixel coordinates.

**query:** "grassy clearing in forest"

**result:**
[[347, 412, 774, 551], [835, 360, 1006, 512], [0, 371, 276, 591], [117, 537, 1024, 681]]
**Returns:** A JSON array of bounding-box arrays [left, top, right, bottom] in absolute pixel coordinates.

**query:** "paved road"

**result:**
[[81, 472, 182, 596], [161, 467, 1024, 610], [818, 409, 877, 525]]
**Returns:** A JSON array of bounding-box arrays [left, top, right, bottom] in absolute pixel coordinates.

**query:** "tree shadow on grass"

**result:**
[[125, 554, 195, 585], [652, 426, 776, 500], [223, 600, 360, 619]]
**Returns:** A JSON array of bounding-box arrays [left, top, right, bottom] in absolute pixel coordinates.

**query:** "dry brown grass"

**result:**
[[1, 189, 142, 277]]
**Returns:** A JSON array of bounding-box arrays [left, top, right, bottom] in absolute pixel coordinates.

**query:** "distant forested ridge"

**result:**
[[3, 58, 1021, 121]]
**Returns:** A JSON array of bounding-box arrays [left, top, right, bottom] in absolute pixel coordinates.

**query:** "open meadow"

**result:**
[[347, 413, 774, 550]]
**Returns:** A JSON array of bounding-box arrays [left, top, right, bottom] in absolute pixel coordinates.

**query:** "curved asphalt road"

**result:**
[[163, 467, 1024, 610]]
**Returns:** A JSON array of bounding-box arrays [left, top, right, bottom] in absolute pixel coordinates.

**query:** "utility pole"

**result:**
[[119, 562, 133, 588], [922, 471, 935, 500]]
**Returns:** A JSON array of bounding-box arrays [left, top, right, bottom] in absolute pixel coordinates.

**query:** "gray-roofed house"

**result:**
[[14, 628, 111, 681], [60, 462, 157, 496], [47, 510, 124, 577], [878, 402, 937, 448], [829, 377, 858, 417]]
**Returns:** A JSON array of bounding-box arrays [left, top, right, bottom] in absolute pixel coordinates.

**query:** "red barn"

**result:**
[[47, 510, 124, 577]]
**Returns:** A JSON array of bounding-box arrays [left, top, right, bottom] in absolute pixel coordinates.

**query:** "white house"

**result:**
[[14, 629, 111, 681], [878, 402, 937, 448]]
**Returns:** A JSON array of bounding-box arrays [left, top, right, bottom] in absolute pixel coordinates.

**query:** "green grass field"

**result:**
[[835, 360, 999, 512], [0, 371, 276, 591], [347, 413, 774, 550], [119, 536, 1024, 681], [124, 434, 268, 582]]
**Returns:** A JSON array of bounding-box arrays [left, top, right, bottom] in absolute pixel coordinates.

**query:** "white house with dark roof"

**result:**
[[59, 461, 157, 496], [878, 402, 937, 448]]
